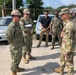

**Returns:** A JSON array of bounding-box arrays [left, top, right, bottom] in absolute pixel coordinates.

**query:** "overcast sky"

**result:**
[[23, 0, 76, 8]]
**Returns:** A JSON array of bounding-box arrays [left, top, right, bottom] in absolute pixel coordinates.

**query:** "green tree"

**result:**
[[0, 0, 24, 8], [44, 7, 54, 14], [25, 0, 43, 20], [56, 6, 66, 12], [67, 4, 76, 8], [0, 0, 24, 16], [0, 0, 6, 5], [56, 4, 76, 13]]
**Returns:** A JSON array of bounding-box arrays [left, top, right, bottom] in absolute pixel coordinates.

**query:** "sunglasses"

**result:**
[[24, 13, 30, 15], [45, 14, 48, 15], [26, 14, 30, 15], [18, 16, 21, 18], [15, 15, 21, 18], [12, 15, 21, 18]]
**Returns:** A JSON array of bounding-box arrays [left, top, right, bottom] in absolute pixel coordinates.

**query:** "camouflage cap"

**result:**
[[59, 8, 70, 15], [23, 8, 30, 14], [11, 9, 21, 16]]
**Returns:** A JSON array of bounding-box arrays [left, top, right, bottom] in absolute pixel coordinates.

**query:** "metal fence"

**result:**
[[0, 7, 54, 20]]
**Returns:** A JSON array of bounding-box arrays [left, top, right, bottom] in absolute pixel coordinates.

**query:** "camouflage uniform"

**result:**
[[20, 17, 33, 58], [51, 16, 62, 47], [60, 21, 75, 75], [73, 18, 76, 44], [54, 8, 76, 75], [6, 21, 24, 72], [62, 21, 66, 27]]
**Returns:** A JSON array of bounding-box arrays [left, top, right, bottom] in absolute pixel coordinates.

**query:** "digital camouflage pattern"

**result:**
[[60, 20, 75, 75], [51, 17, 63, 46], [6, 21, 24, 72], [62, 21, 66, 27], [20, 17, 33, 57], [73, 18, 76, 44], [51, 17, 62, 30]]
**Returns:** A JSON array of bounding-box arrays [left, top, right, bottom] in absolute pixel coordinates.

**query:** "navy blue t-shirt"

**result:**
[[39, 16, 51, 28]]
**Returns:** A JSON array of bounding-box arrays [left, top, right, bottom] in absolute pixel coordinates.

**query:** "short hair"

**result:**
[[43, 10, 49, 14], [54, 11, 59, 15]]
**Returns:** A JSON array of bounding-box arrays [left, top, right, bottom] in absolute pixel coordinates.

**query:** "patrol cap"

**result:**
[[11, 9, 21, 16], [59, 8, 70, 15], [23, 8, 30, 14]]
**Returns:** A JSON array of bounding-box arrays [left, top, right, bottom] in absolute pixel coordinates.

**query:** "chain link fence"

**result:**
[[0, 7, 55, 20]]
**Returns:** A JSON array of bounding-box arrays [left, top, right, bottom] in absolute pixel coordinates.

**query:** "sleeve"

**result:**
[[74, 29, 76, 44], [65, 25, 75, 54], [48, 17, 51, 24], [73, 20, 76, 44], [50, 18, 53, 24], [73, 25, 76, 45], [60, 19, 63, 30], [62, 25, 66, 32], [39, 17, 43, 24], [6, 25, 15, 43], [29, 18, 33, 29], [65, 25, 74, 39]]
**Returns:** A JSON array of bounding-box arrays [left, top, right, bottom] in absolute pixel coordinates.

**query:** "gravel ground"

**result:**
[[0, 40, 76, 75]]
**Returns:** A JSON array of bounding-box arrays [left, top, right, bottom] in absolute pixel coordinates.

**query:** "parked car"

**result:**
[[0, 16, 12, 41], [36, 14, 54, 40]]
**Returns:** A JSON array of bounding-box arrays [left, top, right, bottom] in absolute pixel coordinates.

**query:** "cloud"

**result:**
[[43, 0, 76, 8], [60, 0, 76, 5], [23, 0, 76, 8], [43, 0, 63, 8]]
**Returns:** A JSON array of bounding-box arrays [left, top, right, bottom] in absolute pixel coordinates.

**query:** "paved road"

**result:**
[[0, 40, 76, 75]]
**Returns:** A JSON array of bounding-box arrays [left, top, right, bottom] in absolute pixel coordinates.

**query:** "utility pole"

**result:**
[[0, 1, 5, 17], [1, 5, 4, 17], [12, 0, 16, 10], [34, 8, 35, 20], [0, 5, 4, 17]]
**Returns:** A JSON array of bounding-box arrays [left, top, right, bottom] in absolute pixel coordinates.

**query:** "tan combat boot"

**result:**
[[16, 67, 25, 72], [23, 57, 29, 64], [50, 46, 54, 50], [28, 54, 36, 60], [12, 71, 17, 75], [54, 67, 64, 75]]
